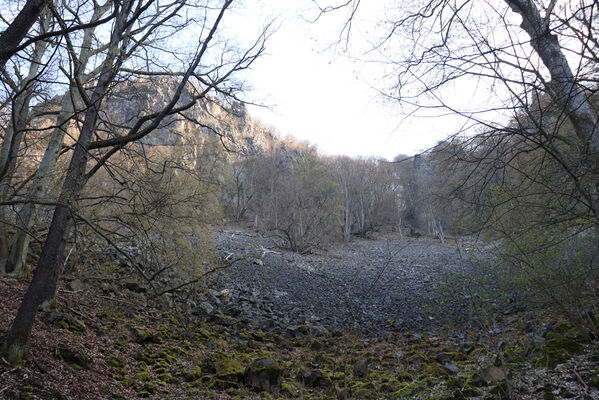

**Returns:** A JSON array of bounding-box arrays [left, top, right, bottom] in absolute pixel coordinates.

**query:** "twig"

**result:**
[[573, 368, 589, 396]]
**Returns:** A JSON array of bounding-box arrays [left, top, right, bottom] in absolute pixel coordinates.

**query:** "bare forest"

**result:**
[[0, 1, 598, 399]]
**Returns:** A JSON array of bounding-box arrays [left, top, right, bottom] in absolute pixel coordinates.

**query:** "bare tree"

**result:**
[[3, 1, 113, 276], [0, 6, 52, 266], [1, 0, 268, 363], [314, 0, 598, 226]]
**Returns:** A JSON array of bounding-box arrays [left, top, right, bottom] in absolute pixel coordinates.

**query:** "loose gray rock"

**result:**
[[442, 363, 459, 375], [199, 301, 215, 315]]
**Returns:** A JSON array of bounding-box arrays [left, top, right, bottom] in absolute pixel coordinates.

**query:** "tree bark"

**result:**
[[505, 0, 599, 152], [0, 0, 50, 70]]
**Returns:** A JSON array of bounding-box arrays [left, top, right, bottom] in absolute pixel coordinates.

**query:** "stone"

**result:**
[[245, 358, 282, 393], [297, 369, 327, 387], [436, 351, 451, 363], [442, 363, 459, 375], [393, 350, 404, 360], [67, 279, 84, 291], [124, 279, 146, 293], [353, 359, 368, 378], [55, 345, 91, 370], [481, 366, 506, 385], [198, 301, 215, 315]]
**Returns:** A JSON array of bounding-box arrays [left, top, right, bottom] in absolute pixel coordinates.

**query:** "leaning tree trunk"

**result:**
[[1, 0, 131, 363], [0, 31, 48, 266], [0, 0, 50, 70], [1, 12, 52, 273], [5, 1, 108, 276], [505, 0, 599, 152], [4, 96, 74, 275], [0, 93, 28, 265]]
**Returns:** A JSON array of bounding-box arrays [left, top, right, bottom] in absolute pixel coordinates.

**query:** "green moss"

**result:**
[[159, 372, 174, 383], [182, 366, 203, 382], [108, 356, 124, 368], [194, 328, 211, 341], [136, 362, 148, 373], [396, 371, 413, 382], [135, 371, 151, 382], [349, 380, 377, 399], [215, 358, 244, 379], [543, 390, 557, 400], [281, 381, 298, 397], [54, 345, 92, 370], [389, 381, 427, 398], [502, 347, 527, 363], [379, 381, 398, 393], [209, 378, 239, 390], [114, 340, 128, 352], [58, 320, 70, 330], [454, 384, 481, 398], [490, 381, 509, 400], [536, 334, 585, 369], [116, 375, 132, 388], [589, 369, 599, 388]]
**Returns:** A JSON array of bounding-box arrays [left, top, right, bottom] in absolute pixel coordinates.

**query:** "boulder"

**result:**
[[55, 345, 91, 370], [481, 366, 506, 385], [123, 279, 146, 293], [353, 359, 369, 378], [297, 368, 328, 387], [199, 301, 215, 315], [245, 358, 282, 393], [436, 351, 451, 363], [442, 362, 459, 375]]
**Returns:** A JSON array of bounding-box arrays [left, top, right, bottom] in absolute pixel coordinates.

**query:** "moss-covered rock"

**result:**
[[245, 358, 282, 393], [54, 345, 91, 370], [181, 366, 203, 382], [297, 368, 330, 387], [135, 371, 151, 382], [536, 334, 585, 369], [215, 357, 244, 379]]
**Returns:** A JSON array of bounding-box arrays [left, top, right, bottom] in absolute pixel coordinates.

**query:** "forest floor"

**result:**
[[0, 228, 598, 399]]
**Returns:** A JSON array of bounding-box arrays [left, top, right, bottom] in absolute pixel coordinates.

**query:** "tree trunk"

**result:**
[[5, 2, 110, 275], [5, 93, 76, 275], [1, 0, 131, 363], [505, 0, 599, 152], [0, 9, 51, 272], [0, 0, 49, 69]]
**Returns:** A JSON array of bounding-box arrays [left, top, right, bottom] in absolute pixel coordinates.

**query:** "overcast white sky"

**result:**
[[227, 1, 463, 159]]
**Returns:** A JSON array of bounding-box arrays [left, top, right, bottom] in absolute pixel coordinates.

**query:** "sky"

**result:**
[[227, 1, 462, 160]]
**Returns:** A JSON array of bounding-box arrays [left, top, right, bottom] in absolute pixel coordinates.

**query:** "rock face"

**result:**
[[100, 77, 282, 157], [244, 358, 282, 393]]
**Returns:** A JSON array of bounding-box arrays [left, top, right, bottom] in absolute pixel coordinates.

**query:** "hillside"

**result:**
[[1, 230, 599, 400]]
